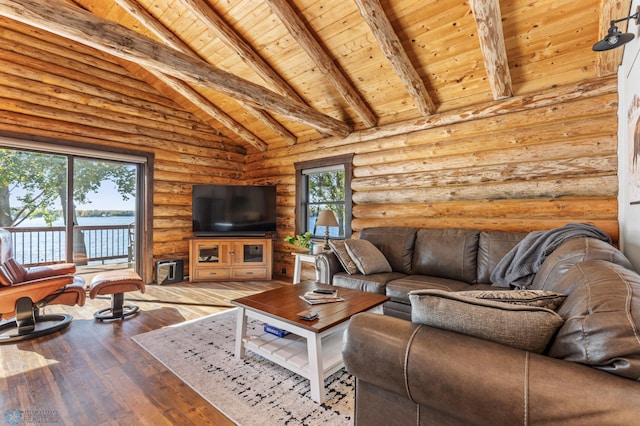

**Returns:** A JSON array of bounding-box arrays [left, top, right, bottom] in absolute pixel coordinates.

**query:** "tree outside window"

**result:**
[[295, 154, 353, 240], [306, 168, 345, 238]]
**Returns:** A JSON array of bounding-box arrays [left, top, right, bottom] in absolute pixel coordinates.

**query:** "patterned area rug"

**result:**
[[132, 309, 354, 425]]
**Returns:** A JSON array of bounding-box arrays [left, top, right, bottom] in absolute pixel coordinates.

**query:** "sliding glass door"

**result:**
[[1, 146, 142, 274], [71, 157, 138, 273]]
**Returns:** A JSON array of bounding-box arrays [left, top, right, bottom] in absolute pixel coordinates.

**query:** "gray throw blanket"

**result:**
[[490, 223, 611, 288]]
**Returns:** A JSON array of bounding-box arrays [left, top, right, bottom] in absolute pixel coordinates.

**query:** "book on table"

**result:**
[[300, 291, 344, 304]]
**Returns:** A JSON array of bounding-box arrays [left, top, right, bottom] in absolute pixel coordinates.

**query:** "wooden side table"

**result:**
[[291, 252, 318, 284]]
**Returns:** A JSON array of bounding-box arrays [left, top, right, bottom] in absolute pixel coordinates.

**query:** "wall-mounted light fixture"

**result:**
[[593, 6, 640, 51]]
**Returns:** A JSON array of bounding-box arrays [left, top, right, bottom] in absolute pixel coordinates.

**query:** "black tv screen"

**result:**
[[192, 184, 277, 236]]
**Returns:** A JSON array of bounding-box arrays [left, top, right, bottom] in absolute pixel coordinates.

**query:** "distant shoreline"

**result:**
[[76, 210, 135, 217], [15, 215, 135, 228]]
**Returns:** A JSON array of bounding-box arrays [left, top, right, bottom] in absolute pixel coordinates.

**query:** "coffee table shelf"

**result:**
[[232, 281, 389, 403], [243, 325, 345, 378]]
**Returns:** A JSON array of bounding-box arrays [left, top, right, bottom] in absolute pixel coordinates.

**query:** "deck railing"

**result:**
[[6, 225, 134, 267]]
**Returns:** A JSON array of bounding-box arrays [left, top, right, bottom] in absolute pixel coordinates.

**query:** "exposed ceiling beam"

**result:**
[[177, 0, 305, 105], [175, 0, 302, 145], [354, 0, 436, 116], [265, 0, 378, 128], [0, 0, 352, 138], [468, 0, 513, 100], [595, 0, 633, 77], [111, 0, 295, 147], [152, 72, 268, 151]]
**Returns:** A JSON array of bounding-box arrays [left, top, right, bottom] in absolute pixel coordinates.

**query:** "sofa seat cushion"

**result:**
[[333, 271, 407, 294], [386, 275, 483, 304], [412, 228, 480, 283], [549, 260, 640, 380], [409, 289, 565, 353], [382, 300, 412, 320]]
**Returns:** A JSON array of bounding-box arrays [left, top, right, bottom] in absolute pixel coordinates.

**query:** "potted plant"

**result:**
[[284, 232, 314, 252]]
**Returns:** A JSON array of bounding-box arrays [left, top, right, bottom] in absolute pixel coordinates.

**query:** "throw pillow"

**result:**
[[344, 239, 392, 275], [1, 258, 26, 284], [455, 290, 567, 310], [409, 289, 565, 353], [328, 240, 359, 274]]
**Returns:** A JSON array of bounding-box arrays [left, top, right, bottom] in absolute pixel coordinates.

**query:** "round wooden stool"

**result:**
[[89, 270, 145, 320]]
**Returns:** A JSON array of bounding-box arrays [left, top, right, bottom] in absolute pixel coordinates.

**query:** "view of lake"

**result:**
[[16, 215, 135, 227], [11, 215, 136, 266]]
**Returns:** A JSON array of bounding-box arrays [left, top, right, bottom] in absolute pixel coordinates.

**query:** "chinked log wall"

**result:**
[[0, 19, 246, 283], [246, 77, 619, 281]]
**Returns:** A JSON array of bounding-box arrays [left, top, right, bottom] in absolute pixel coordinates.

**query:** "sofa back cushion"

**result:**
[[412, 228, 480, 283], [548, 260, 640, 380], [359, 227, 417, 274], [476, 231, 528, 284], [530, 238, 633, 291]]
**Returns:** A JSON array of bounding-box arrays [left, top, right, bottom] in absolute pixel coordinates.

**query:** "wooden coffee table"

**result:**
[[231, 281, 389, 403]]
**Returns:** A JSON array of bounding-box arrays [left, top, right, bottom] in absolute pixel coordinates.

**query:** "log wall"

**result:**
[[0, 18, 246, 282], [0, 18, 620, 284], [246, 77, 619, 281]]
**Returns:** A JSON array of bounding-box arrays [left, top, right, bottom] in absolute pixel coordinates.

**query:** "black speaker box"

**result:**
[[156, 259, 184, 284]]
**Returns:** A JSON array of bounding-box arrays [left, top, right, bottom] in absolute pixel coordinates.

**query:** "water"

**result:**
[[12, 216, 135, 265], [16, 216, 135, 227]]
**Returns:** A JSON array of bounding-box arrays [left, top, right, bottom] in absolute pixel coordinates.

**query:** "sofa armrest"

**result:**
[[343, 313, 640, 424], [315, 251, 344, 284]]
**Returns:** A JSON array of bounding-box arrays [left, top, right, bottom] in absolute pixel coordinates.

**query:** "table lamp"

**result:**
[[316, 210, 339, 250]]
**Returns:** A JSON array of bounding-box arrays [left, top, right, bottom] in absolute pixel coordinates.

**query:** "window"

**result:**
[[0, 136, 152, 280], [295, 154, 353, 239]]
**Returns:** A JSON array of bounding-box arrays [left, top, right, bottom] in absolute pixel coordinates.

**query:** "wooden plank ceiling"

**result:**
[[0, 0, 631, 152]]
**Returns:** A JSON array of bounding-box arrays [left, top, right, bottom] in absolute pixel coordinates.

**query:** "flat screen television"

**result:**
[[192, 184, 277, 236]]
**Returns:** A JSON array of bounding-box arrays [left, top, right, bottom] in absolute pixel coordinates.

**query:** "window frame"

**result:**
[[294, 153, 353, 239], [0, 134, 154, 283]]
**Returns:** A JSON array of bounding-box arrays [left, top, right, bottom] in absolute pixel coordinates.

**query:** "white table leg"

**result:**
[[307, 332, 325, 403], [293, 255, 302, 284], [234, 308, 247, 359]]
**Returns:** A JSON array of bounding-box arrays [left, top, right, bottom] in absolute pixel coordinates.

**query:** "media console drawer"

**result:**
[[194, 268, 231, 280], [232, 267, 268, 280]]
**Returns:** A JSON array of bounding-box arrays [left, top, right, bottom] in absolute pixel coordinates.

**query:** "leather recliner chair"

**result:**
[[0, 228, 85, 343]]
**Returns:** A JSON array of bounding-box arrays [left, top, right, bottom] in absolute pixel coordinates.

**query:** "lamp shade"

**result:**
[[316, 210, 339, 227]]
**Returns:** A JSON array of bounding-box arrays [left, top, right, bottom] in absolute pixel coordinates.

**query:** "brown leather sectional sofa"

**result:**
[[317, 227, 533, 319], [315, 226, 640, 424]]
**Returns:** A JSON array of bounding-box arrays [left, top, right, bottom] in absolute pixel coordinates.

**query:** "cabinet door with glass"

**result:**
[[193, 241, 231, 266], [232, 241, 267, 266]]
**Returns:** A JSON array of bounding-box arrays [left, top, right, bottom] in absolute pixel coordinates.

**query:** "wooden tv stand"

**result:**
[[188, 237, 273, 282]]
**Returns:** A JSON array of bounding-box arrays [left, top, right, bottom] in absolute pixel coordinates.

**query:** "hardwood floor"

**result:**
[[0, 280, 288, 425]]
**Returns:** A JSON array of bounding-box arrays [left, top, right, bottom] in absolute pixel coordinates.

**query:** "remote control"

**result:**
[[313, 288, 336, 294], [297, 310, 319, 320]]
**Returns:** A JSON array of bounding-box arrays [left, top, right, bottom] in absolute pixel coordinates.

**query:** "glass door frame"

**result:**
[[0, 135, 154, 283]]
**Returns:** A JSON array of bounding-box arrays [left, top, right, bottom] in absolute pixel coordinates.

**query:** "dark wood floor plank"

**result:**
[[0, 280, 288, 425]]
